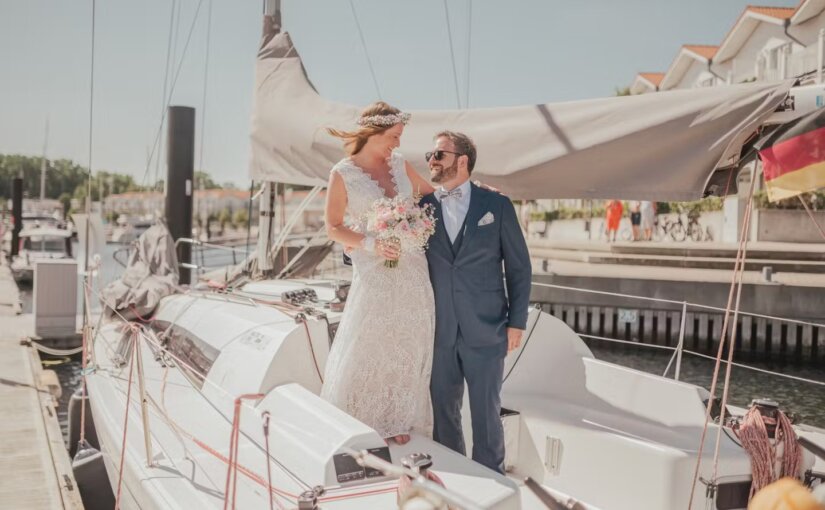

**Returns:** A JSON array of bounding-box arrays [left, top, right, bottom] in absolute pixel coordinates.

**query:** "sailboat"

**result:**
[[80, 2, 825, 509]]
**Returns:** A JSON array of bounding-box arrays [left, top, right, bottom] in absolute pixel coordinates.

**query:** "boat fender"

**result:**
[[72, 442, 115, 510], [67, 387, 99, 457]]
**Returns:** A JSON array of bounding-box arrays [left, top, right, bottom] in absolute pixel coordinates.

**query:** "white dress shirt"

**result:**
[[436, 179, 472, 243]]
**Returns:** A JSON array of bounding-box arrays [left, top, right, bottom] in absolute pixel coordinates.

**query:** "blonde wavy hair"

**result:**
[[327, 101, 405, 156]]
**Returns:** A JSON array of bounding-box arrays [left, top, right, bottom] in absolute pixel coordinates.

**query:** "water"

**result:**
[[28, 242, 825, 443], [587, 342, 825, 428]]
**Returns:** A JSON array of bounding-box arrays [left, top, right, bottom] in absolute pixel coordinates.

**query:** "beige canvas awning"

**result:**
[[249, 27, 792, 201]]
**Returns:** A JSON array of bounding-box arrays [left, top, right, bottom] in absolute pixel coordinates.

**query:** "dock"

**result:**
[[0, 261, 83, 509]]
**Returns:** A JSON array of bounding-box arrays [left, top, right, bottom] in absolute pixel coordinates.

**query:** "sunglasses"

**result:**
[[425, 150, 464, 162]]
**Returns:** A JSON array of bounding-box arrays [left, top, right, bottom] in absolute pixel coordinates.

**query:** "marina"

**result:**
[[3, 0, 825, 509]]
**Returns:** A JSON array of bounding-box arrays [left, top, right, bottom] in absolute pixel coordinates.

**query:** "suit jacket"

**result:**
[[422, 184, 532, 350]]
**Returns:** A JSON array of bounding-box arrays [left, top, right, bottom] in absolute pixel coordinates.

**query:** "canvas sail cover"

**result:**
[[249, 25, 793, 201]]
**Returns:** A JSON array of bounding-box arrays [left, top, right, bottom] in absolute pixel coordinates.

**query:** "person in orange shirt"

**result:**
[[604, 199, 623, 242]]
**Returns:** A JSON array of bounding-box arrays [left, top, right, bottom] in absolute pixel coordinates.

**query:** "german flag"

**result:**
[[758, 108, 825, 202]]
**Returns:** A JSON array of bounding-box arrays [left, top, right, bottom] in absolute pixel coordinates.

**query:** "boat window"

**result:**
[[23, 237, 67, 252], [151, 321, 219, 389]]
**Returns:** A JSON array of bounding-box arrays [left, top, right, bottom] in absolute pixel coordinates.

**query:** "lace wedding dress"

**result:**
[[320, 151, 435, 438]]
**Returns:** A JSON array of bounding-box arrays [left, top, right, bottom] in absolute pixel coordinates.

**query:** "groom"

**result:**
[[421, 131, 532, 474]]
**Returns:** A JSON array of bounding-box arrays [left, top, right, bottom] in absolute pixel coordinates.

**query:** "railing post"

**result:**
[[675, 301, 687, 381], [134, 333, 154, 466]]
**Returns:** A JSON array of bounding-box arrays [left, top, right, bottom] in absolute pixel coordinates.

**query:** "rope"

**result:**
[[688, 167, 757, 508], [442, 0, 462, 108], [300, 319, 324, 384], [114, 330, 138, 510], [31, 342, 84, 356], [128, 304, 155, 324], [78, 324, 90, 446], [734, 407, 802, 498], [710, 173, 759, 484], [347, 0, 382, 99], [263, 412, 277, 510], [224, 393, 265, 510], [85, 287, 404, 505]]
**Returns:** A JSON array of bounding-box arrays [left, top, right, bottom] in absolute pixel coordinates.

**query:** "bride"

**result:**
[[321, 101, 437, 445]]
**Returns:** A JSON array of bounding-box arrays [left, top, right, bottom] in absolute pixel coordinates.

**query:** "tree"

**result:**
[[58, 193, 72, 219], [195, 171, 221, 190], [615, 86, 631, 96], [218, 207, 233, 234], [233, 208, 249, 229]]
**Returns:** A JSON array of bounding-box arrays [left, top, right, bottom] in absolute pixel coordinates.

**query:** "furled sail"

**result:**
[[249, 17, 792, 201]]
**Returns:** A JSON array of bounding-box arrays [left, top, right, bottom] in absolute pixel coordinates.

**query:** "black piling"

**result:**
[[10, 177, 23, 257], [165, 106, 195, 285]]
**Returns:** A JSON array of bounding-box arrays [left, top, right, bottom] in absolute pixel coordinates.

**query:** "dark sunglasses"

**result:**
[[425, 150, 464, 162]]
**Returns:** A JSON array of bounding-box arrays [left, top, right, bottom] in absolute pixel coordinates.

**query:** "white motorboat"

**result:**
[[10, 225, 73, 282]]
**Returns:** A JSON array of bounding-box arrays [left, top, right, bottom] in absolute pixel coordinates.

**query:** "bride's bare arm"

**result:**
[[325, 171, 365, 249], [325, 171, 399, 259], [405, 161, 435, 196]]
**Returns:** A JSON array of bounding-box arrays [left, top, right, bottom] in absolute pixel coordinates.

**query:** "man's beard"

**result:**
[[430, 160, 458, 184]]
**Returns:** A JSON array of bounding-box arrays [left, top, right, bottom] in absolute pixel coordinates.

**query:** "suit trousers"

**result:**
[[430, 327, 506, 474]]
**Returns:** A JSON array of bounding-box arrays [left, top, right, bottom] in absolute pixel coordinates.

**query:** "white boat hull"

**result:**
[[85, 280, 825, 509]]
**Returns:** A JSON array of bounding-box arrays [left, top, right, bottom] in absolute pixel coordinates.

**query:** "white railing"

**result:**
[[789, 45, 820, 78], [530, 280, 825, 388]]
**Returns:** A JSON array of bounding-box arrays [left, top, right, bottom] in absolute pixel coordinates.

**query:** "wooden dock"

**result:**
[[0, 261, 83, 509]]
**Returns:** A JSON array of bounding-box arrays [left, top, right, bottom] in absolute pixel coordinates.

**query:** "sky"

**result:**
[[0, 0, 802, 188]]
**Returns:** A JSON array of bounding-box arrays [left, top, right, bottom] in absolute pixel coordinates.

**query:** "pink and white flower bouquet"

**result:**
[[363, 195, 436, 268]]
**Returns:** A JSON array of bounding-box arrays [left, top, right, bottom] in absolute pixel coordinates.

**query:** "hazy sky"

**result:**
[[0, 0, 800, 187]]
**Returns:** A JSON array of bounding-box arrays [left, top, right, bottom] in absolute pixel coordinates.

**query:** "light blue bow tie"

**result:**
[[437, 188, 463, 200]]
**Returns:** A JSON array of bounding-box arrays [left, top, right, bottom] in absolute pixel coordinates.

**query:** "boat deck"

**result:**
[[0, 260, 83, 509]]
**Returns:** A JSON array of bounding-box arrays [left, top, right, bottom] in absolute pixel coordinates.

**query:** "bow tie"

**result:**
[[437, 188, 463, 200]]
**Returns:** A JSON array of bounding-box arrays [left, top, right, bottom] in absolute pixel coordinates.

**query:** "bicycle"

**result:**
[[685, 214, 713, 242], [654, 215, 685, 241]]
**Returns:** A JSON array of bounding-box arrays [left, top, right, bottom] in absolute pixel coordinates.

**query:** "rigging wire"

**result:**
[[347, 0, 383, 99], [442, 0, 462, 109], [82, 0, 97, 334], [196, 0, 214, 231], [150, 0, 177, 191], [465, 0, 472, 108], [141, 0, 206, 189]]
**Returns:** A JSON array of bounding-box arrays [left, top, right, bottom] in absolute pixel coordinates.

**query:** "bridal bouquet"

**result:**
[[363, 195, 436, 268]]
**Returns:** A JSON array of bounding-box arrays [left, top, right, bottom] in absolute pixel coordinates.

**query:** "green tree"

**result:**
[[218, 207, 232, 234], [58, 193, 72, 219], [615, 86, 631, 96], [233, 208, 249, 229], [195, 171, 222, 190]]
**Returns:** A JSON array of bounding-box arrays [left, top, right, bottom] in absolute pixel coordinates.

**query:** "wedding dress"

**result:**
[[320, 151, 435, 438]]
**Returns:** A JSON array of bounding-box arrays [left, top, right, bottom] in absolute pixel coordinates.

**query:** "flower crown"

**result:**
[[356, 112, 411, 127]]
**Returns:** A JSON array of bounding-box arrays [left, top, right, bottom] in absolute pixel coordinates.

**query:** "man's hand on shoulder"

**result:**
[[473, 180, 502, 194], [507, 327, 524, 353]]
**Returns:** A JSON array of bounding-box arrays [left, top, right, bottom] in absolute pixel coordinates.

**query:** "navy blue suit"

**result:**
[[422, 183, 532, 473]]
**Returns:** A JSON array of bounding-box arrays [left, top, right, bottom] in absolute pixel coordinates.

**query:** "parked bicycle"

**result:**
[[654, 207, 713, 242]]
